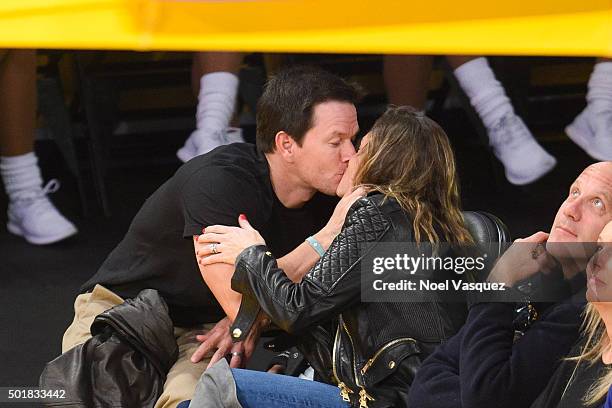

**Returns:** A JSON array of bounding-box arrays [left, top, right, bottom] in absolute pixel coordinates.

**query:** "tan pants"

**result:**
[[62, 285, 214, 408]]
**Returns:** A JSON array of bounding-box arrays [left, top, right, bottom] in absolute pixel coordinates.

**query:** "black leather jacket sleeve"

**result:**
[[231, 198, 390, 335]]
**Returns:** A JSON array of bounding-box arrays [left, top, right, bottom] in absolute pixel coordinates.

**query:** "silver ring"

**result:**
[[210, 243, 218, 254], [231, 351, 243, 357]]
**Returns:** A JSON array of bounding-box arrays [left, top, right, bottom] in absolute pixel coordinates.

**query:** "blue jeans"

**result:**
[[232, 368, 350, 408], [604, 384, 612, 408]]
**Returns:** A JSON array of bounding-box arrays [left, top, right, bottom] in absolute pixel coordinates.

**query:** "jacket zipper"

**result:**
[[332, 322, 354, 402], [360, 337, 417, 375], [340, 315, 375, 408]]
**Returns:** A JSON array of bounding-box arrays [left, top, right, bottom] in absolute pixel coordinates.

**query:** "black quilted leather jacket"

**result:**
[[231, 193, 467, 408]]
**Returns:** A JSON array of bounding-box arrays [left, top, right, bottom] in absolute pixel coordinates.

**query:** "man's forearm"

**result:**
[[199, 262, 242, 321]]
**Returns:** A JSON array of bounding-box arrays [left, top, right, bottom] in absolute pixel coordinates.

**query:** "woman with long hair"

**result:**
[[190, 106, 474, 408], [531, 221, 612, 408]]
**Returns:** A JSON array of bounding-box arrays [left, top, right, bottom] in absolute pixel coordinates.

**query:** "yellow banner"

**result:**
[[0, 0, 610, 55]]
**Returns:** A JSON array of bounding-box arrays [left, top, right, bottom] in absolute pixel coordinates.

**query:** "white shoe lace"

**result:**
[[489, 115, 531, 148], [593, 107, 612, 137], [212, 129, 228, 143], [220, 132, 236, 144], [13, 179, 62, 218], [195, 129, 240, 155], [224, 128, 244, 144]]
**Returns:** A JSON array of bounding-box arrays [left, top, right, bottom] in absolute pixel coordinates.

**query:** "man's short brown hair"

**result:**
[[256, 66, 361, 153]]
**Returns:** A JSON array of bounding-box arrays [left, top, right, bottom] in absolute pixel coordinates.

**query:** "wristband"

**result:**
[[305, 236, 326, 257]]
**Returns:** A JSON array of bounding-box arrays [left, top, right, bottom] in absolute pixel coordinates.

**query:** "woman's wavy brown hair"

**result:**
[[354, 106, 472, 244]]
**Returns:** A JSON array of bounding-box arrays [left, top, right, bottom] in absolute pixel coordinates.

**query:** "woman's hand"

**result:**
[[314, 187, 366, 249], [196, 214, 266, 266], [599, 221, 612, 243]]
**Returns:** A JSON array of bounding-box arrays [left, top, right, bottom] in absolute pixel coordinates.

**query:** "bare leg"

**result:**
[[383, 55, 433, 109], [191, 52, 244, 96], [0, 49, 77, 244], [0, 49, 36, 157], [445, 55, 478, 70]]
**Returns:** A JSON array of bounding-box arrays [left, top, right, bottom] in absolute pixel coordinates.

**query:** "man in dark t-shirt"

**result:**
[[80, 143, 338, 327], [60, 66, 363, 408]]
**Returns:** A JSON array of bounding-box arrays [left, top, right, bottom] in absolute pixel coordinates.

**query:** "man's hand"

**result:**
[[191, 317, 236, 367], [191, 315, 267, 369], [267, 364, 285, 374], [196, 215, 266, 267], [314, 187, 366, 249], [488, 231, 558, 287]]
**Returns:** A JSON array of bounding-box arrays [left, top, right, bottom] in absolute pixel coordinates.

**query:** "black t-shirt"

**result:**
[[82, 144, 337, 327]]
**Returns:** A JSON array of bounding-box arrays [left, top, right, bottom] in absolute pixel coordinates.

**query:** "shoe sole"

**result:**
[[505, 157, 557, 186], [178, 127, 245, 162], [177, 141, 220, 162], [177, 145, 197, 163], [7, 221, 78, 245], [566, 122, 612, 161]]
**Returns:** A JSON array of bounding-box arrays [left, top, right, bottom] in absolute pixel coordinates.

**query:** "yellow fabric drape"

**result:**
[[0, 0, 610, 55]]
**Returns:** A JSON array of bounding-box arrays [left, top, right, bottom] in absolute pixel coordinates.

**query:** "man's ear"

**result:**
[[274, 131, 297, 163]]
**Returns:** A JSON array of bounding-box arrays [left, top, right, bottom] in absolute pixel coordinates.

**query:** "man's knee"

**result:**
[[154, 327, 212, 408], [154, 363, 207, 408]]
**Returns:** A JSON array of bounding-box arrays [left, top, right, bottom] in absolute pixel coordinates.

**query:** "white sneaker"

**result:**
[[488, 114, 557, 185], [177, 127, 244, 163], [221, 127, 245, 145], [6, 179, 78, 245], [565, 107, 612, 161]]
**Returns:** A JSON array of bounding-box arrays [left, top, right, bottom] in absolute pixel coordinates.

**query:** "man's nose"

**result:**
[[341, 141, 356, 161], [563, 199, 582, 222]]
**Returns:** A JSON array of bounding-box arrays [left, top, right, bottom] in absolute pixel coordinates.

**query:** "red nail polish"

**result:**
[[202, 227, 206, 233], [239, 214, 247, 220]]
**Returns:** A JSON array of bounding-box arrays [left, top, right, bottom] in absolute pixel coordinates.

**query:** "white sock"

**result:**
[[0, 152, 44, 201], [586, 61, 612, 115], [454, 57, 514, 129], [194, 72, 239, 134]]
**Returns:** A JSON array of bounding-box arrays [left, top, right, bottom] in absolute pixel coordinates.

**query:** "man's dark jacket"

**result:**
[[40, 289, 178, 408]]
